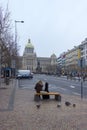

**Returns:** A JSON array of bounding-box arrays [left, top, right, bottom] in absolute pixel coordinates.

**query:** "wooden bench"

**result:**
[[34, 92, 61, 102]]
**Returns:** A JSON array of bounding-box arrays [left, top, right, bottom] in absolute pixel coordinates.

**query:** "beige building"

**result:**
[[22, 39, 57, 74], [65, 46, 80, 74]]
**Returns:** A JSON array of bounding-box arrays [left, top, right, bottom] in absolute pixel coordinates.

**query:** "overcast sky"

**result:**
[[0, 0, 87, 57]]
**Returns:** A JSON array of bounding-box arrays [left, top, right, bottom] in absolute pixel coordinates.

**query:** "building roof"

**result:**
[[25, 39, 34, 49], [51, 53, 56, 58]]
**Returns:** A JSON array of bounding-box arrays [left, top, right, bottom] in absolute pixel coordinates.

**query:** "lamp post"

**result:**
[[80, 57, 83, 99], [14, 20, 24, 75], [78, 46, 83, 99], [15, 20, 24, 51]]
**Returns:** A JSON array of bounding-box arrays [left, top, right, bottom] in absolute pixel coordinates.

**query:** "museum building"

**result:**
[[22, 39, 57, 74]]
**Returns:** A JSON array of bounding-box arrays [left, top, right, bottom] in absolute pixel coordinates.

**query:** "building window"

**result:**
[[27, 48, 33, 53]]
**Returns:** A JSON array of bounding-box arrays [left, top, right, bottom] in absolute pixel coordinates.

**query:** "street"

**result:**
[[17, 74, 87, 98]]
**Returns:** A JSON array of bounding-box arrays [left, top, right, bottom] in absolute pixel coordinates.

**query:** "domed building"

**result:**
[[22, 39, 57, 74], [22, 39, 37, 72]]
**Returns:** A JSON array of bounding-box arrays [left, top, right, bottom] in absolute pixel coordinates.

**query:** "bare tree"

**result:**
[[0, 5, 18, 69]]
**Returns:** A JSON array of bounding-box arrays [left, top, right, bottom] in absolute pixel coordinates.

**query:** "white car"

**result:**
[[16, 70, 33, 79]]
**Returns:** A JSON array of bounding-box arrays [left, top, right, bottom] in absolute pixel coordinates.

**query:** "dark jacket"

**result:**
[[35, 82, 43, 93], [43, 82, 49, 99]]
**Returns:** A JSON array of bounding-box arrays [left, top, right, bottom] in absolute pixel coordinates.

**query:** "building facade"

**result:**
[[65, 47, 79, 74], [80, 38, 87, 66], [22, 39, 57, 74], [57, 38, 87, 75], [57, 52, 66, 75]]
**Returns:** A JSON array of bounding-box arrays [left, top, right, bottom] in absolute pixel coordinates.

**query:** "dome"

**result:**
[[51, 53, 56, 58], [25, 39, 34, 49]]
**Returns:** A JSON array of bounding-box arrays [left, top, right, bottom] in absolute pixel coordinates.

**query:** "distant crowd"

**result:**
[[66, 72, 87, 81]]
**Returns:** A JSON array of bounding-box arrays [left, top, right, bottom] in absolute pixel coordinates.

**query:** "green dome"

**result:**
[[25, 39, 34, 48], [51, 53, 56, 58]]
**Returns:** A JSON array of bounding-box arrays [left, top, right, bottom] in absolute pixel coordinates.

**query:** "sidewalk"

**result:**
[[0, 79, 87, 130]]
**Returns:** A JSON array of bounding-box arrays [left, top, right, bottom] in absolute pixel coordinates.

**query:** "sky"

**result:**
[[0, 0, 87, 57]]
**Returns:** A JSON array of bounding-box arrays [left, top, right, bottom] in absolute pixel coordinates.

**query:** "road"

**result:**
[[16, 74, 87, 98]]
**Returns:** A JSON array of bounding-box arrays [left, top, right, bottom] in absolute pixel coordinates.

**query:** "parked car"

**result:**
[[16, 70, 33, 79]]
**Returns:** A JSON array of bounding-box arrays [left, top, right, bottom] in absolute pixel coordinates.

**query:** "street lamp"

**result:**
[[80, 57, 83, 99], [78, 46, 83, 99], [14, 20, 24, 75], [15, 20, 24, 49]]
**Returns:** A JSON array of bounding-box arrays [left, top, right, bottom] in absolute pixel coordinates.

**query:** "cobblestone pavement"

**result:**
[[0, 79, 87, 130]]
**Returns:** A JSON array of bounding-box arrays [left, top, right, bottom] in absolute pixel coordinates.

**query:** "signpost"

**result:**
[[80, 58, 83, 99], [78, 46, 84, 99]]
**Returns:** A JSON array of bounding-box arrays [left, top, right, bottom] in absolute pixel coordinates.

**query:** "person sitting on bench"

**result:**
[[42, 82, 50, 99], [34, 80, 43, 99]]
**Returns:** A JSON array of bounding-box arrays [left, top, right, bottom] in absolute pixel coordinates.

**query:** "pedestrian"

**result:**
[[42, 82, 50, 99], [34, 80, 43, 93]]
